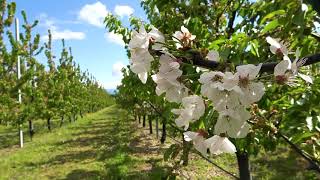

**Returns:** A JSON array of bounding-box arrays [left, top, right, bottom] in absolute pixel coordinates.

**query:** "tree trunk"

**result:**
[[181, 133, 191, 166], [47, 118, 51, 131], [28, 120, 34, 140], [60, 116, 64, 127], [236, 152, 251, 180], [160, 120, 166, 144], [156, 118, 159, 139], [138, 115, 141, 124], [80, 110, 83, 118], [149, 116, 152, 134], [73, 114, 77, 122], [143, 115, 146, 127]]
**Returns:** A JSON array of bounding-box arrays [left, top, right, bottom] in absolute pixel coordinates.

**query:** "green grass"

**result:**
[[0, 105, 319, 180], [0, 105, 232, 180]]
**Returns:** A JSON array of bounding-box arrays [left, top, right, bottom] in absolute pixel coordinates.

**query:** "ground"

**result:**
[[0, 105, 319, 179], [0, 105, 237, 180]]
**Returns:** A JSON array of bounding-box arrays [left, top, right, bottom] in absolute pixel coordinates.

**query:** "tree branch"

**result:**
[[278, 132, 320, 172], [153, 50, 320, 73]]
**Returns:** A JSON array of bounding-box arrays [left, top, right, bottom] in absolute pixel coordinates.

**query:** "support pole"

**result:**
[[15, 18, 23, 148]]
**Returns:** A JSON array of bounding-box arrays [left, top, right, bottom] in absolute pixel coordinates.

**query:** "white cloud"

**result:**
[[78, 1, 109, 27], [102, 80, 122, 89], [40, 13, 86, 41], [50, 30, 85, 41], [112, 61, 125, 77], [114, 5, 134, 17], [104, 32, 125, 46]]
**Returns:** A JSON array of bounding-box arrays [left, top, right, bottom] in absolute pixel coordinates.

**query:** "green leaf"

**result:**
[[262, 19, 280, 33], [260, 10, 286, 25]]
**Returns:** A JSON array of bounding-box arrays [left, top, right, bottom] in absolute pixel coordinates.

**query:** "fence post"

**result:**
[[15, 18, 23, 148]]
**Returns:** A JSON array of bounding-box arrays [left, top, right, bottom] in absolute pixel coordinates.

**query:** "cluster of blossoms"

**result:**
[[152, 54, 188, 103], [128, 25, 313, 156], [199, 63, 264, 139], [128, 26, 164, 83], [266, 37, 313, 85]]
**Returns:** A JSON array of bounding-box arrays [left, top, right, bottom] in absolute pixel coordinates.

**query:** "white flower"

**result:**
[[235, 64, 265, 106], [301, 3, 308, 12], [199, 71, 225, 95], [128, 25, 165, 83], [214, 106, 251, 138], [206, 50, 220, 62], [292, 49, 313, 83], [266, 36, 288, 56], [130, 48, 153, 83], [149, 26, 165, 50], [274, 52, 313, 85], [184, 131, 207, 155], [205, 135, 236, 155], [152, 54, 188, 102], [199, 71, 241, 111], [172, 95, 205, 130], [129, 26, 149, 50], [173, 26, 196, 49]]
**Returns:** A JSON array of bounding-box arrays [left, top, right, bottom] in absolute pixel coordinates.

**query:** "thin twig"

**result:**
[[146, 101, 240, 179]]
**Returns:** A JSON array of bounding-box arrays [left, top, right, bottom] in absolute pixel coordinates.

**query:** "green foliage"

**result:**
[[105, 0, 320, 175], [0, 0, 113, 130]]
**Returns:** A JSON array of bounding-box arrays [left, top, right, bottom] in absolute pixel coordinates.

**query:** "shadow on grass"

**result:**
[[251, 148, 320, 180], [63, 169, 104, 180], [22, 107, 174, 179]]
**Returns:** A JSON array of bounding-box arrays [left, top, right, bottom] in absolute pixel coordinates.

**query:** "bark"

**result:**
[[181, 133, 191, 166], [47, 118, 51, 131], [59, 116, 64, 127], [28, 120, 34, 140], [143, 115, 146, 127], [236, 152, 251, 180], [73, 114, 77, 121], [80, 110, 84, 118], [156, 118, 159, 139], [148, 116, 152, 134], [160, 120, 166, 144]]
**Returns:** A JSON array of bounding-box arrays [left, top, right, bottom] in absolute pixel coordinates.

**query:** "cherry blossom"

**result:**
[[291, 50, 313, 83], [184, 131, 207, 156], [149, 26, 165, 50], [214, 106, 251, 138], [274, 52, 313, 85], [152, 54, 188, 102], [205, 135, 237, 155], [206, 50, 220, 62], [173, 26, 196, 49], [128, 25, 165, 83], [235, 64, 265, 106], [266, 36, 288, 56], [130, 48, 153, 83], [172, 95, 205, 130]]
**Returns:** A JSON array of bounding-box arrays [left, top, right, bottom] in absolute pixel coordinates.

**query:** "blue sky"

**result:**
[[10, 0, 147, 89]]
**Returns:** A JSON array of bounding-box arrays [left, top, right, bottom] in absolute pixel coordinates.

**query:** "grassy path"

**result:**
[[1, 105, 318, 179], [0, 105, 237, 180]]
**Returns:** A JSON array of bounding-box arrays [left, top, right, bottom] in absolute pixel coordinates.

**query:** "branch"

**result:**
[[153, 50, 320, 73], [278, 132, 320, 172], [166, 135, 239, 179]]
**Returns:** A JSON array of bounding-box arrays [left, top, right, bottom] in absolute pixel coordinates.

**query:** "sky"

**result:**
[[10, 0, 147, 90]]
